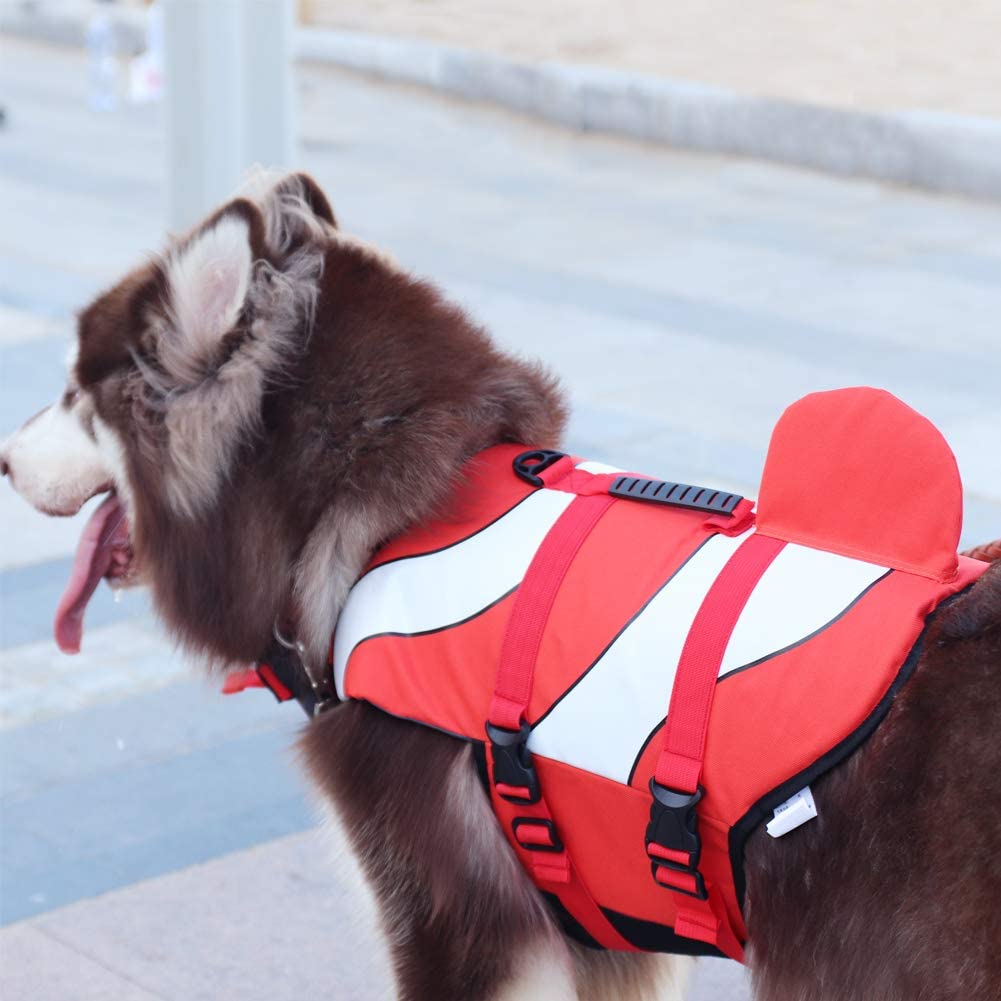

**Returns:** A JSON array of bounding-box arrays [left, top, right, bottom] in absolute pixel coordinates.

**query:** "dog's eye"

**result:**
[[62, 388, 79, 409]]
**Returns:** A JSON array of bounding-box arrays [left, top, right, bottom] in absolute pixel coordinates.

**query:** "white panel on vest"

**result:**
[[718, 544, 889, 678], [528, 530, 753, 785], [334, 489, 575, 699], [575, 460, 623, 474]]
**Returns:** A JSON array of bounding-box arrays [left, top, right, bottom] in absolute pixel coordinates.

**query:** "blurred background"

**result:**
[[1, 2, 999, 998]]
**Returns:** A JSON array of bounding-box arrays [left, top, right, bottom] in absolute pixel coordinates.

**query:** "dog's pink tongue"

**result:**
[[54, 494, 127, 654]]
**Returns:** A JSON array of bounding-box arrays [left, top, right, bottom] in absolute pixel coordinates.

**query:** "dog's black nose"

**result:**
[[0, 456, 9, 477]]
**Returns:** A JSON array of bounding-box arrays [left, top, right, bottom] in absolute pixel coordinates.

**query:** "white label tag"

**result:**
[[766, 786, 818, 838]]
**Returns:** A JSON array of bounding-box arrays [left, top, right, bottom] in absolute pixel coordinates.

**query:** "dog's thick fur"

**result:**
[[3, 173, 999, 1001]]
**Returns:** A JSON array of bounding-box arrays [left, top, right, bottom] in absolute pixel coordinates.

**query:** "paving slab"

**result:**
[[0, 675, 314, 924], [0, 923, 164, 1001], [2, 830, 751, 1001], [12, 830, 395, 1001]]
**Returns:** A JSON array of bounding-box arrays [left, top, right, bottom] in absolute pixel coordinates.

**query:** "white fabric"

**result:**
[[530, 539, 888, 784], [574, 460, 623, 474], [527, 530, 751, 783], [719, 544, 888, 678], [333, 488, 574, 699]]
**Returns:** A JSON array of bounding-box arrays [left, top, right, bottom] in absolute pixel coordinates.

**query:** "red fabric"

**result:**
[[655, 868, 698, 893], [221, 668, 265, 695], [257, 664, 293, 702], [542, 463, 619, 497], [655, 533, 787, 794], [514, 820, 558, 848], [489, 493, 616, 731], [495, 782, 532, 801], [757, 388, 961, 581], [648, 844, 693, 867], [487, 745, 637, 951], [676, 899, 745, 961]]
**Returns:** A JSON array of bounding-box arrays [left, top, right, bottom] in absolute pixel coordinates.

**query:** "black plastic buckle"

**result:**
[[512, 817, 563, 853], [513, 449, 568, 487], [486, 721, 541, 804], [645, 780, 708, 900], [610, 476, 742, 517]]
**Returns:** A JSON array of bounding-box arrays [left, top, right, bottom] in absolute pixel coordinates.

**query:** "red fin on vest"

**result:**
[[756, 388, 961, 582]]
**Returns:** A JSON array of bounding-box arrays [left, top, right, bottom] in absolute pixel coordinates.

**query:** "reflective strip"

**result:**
[[529, 535, 889, 785], [334, 488, 575, 699]]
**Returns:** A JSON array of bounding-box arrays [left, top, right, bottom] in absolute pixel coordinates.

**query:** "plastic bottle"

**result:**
[[86, 9, 121, 111]]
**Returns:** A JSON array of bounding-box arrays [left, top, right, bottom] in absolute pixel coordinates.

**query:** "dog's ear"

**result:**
[[151, 193, 322, 517], [254, 172, 337, 256], [155, 198, 273, 517], [274, 172, 336, 228], [161, 199, 266, 389]]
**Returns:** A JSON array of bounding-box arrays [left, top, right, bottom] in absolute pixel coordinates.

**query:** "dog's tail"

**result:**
[[962, 539, 1001, 563]]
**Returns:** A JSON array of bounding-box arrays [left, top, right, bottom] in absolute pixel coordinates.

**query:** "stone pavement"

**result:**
[[1, 36, 1000, 1001]]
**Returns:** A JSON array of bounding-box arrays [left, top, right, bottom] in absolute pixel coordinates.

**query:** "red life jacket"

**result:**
[[332, 388, 988, 962]]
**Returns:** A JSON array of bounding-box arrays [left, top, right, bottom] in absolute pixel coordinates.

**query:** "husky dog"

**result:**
[[3, 173, 999, 1001]]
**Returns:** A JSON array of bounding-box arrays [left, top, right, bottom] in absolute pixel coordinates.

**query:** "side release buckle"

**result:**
[[645, 780, 708, 900], [486, 720, 541, 804]]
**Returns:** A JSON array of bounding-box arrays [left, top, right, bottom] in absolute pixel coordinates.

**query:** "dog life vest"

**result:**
[[331, 388, 988, 961]]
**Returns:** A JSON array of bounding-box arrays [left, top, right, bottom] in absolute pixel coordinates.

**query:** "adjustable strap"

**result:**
[[486, 483, 636, 950], [646, 532, 786, 962], [656, 533, 786, 792], [489, 489, 616, 731]]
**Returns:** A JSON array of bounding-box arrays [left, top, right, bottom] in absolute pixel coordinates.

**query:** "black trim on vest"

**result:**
[[543, 893, 729, 957], [472, 739, 491, 796], [540, 892, 604, 950], [602, 908, 727, 958], [726, 584, 973, 914]]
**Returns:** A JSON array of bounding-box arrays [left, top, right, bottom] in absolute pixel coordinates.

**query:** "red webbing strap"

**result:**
[[655, 532, 787, 793], [488, 486, 636, 950], [653, 532, 786, 963], [675, 898, 746, 961], [487, 746, 637, 952], [488, 491, 616, 731]]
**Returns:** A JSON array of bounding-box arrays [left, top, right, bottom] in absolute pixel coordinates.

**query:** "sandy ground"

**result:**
[[301, 0, 1001, 119]]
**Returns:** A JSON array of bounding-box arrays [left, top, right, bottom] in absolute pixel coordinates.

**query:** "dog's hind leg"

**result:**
[[572, 947, 693, 1001], [302, 702, 577, 1001]]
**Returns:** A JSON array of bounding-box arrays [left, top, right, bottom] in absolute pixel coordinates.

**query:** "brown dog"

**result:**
[[2, 173, 999, 1001]]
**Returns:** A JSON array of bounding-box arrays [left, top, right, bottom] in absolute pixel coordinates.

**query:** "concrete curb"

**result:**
[[4, 3, 1000, 200], [298, 28, 1001, 201]]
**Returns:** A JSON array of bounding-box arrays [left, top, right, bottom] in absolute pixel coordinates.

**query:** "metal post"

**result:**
[[241, 0, 296, 170], [162, 0, 295, 232]]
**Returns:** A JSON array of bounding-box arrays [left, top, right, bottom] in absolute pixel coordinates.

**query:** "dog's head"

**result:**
[[2, 172, 566, 669]]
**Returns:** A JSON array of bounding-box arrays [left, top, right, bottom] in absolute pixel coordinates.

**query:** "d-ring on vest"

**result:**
[[332, 388, 988, 961]]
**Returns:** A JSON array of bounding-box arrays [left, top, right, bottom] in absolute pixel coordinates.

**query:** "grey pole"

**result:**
[[162, 0, 295, 232]]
